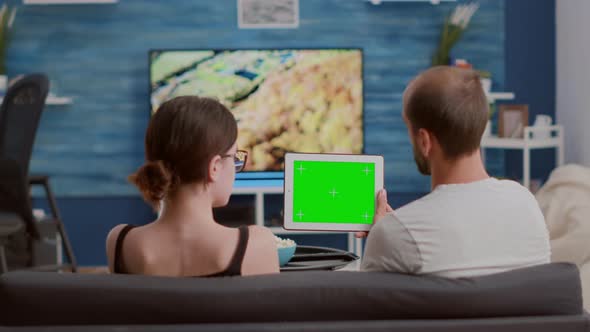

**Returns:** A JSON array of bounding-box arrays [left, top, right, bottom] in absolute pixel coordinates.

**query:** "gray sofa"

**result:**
[[0, 262, 589, 332]]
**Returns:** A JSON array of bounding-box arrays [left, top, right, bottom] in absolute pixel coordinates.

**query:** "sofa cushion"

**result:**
[[0, 263, 583, 326]]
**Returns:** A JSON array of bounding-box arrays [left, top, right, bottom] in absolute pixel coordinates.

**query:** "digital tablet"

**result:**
[[283, 153, 384, 232]]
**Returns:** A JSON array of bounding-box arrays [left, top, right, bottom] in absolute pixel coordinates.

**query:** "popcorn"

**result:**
[[275, 235, 296, 248], [233, 51, 363, 171]]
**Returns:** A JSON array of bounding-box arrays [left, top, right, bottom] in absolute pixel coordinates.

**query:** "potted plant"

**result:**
[[431, 2, 480, 67], [432, 3, 493, 90], [0, 3, 17, 95]]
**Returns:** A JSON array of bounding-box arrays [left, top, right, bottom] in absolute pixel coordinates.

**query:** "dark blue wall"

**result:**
[[10, 0, 506, 196], [34, 196, 155, 265], [504, 0, 556, 183]]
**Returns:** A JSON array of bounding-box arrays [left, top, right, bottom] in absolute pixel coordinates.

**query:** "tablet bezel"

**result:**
[[283, 152, 384, 232]]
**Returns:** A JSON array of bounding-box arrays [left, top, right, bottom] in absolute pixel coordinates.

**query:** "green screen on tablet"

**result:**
[[292, 161, 375, 224]]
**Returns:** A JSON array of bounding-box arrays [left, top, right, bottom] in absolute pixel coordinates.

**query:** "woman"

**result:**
[[106, 96, 279, 277]]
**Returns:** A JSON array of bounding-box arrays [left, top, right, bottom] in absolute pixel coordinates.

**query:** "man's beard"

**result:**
[[413, 143, 431, 175]]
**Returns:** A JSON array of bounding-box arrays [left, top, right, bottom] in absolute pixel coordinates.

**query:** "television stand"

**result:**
[[231, 186, 364, 258]]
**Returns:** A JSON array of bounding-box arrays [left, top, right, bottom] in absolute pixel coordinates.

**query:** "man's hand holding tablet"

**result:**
[[283, 153, 385, 232], [354, 188, 394, 238]]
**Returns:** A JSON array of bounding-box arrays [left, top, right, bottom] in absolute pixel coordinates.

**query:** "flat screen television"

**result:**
[[149, 48, 364, 179]]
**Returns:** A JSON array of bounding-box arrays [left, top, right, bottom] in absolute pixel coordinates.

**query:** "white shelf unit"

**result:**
[[46, 95, 73, 105], [231, 186, 364, 257], [481, 125, 564, 189], [487, 92, 515, 103], [0, 95, 73, 105]]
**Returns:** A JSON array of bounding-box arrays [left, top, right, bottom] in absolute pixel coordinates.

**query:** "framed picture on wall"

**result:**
[[238, 0, 299, 29], [498, 104, 529, 138]]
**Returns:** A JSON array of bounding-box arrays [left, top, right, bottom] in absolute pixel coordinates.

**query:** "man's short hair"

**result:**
[[403, 66, 488, 159]]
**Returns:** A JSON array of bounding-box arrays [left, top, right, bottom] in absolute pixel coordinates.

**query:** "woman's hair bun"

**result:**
[[128, 160, 173, 207]]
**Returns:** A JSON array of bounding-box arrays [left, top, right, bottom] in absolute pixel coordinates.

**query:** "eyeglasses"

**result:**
[[221, 150, 248, 173]]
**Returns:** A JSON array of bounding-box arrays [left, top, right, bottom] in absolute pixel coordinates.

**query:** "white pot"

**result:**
[[483, 120, 492, 137], [480, 78, 492, 94]]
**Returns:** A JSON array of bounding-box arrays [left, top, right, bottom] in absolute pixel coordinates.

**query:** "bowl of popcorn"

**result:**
[[275, 235, 297, 266]]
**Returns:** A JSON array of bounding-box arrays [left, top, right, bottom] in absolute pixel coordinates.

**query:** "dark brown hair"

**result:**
[[129, 96, 237, 207], [403, 66, 488, 159]]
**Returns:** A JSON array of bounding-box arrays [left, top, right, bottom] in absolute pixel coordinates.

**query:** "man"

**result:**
[[359, 66, 550, 277]]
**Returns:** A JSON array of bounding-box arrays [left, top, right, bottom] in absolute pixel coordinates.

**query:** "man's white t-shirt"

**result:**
[[361, 178, 551, 278]]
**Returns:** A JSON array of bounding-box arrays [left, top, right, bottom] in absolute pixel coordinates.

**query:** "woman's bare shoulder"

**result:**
[[241, 225, 279, 275], [246, 225, 279, 250], [105, 224, 130, 272], [246, 224, 274, 237]]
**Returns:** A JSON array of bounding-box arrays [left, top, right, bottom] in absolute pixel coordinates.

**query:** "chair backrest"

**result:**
[[0, 74, 49, 240], [0, 158, 38, 238], [0, 74, 49, 177]]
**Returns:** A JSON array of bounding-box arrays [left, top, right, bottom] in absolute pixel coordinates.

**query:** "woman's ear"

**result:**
[[208, 155, 222, 182], [417, 128, 432, 157]]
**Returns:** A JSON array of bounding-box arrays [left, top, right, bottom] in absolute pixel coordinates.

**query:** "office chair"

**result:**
[[0, 74, 77, 273]]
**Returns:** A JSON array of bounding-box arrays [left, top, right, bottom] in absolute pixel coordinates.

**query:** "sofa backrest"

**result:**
[[0, 263, 583, 326]]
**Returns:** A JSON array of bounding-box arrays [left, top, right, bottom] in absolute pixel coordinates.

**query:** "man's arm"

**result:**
[[360, 214, 422, 273], [353, 189, 422, 273]]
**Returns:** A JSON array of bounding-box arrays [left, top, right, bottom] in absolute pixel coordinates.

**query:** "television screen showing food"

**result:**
[[150, 49, 363, 173]]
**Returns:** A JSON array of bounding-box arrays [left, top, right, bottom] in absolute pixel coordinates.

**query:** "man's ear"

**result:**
[[208, 155, 222, 182], [417, 128, 432, 157]]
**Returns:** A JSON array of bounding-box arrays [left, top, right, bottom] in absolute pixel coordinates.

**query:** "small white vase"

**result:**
[[480, 78, 492, 94], [483, 120, 492, 137]]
